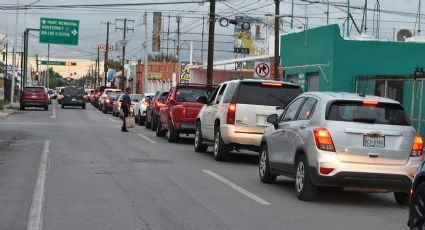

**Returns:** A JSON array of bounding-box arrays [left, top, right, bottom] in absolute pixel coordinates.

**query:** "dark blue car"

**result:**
[[409, 161, 425, 229]]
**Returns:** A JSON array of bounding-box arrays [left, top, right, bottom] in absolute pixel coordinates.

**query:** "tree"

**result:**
[[148, 52, 178, 62]]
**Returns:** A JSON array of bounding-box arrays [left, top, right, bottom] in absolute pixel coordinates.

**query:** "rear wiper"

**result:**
[[352, 118, 376, 123]]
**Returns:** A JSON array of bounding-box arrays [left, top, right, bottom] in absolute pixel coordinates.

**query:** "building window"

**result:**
[[307, 72, 320, 91], [375, 80, 404, 103]]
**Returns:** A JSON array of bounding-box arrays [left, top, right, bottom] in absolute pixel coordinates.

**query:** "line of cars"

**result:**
[[88, 79, 425, 227]]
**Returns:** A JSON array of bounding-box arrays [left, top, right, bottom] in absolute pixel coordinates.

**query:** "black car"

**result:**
[[61, 86, 86, 109], [409, 160, 425, 229]]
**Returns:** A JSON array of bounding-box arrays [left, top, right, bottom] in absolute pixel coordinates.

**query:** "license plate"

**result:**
[[72, 98, 76, 102], [363, 135, 385, 148], [31, 95, 37, 98]]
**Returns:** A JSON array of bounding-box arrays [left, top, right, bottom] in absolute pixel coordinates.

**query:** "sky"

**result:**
[[0, 0, 423, 77]]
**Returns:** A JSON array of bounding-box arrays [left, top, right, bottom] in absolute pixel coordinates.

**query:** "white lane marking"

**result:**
[[49, 101, 56, 119], [27, 140, 50, 230], [138, 134, 157, 144], [202, 169, 271, 206]]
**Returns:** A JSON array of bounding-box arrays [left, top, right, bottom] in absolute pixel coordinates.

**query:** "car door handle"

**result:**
[[299, 124, 306, 129]]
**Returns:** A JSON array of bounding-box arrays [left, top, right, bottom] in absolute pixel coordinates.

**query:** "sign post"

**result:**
[[39, 60, 76, 66], [40, 18, 79, 45], [254, 62, 271, 79]]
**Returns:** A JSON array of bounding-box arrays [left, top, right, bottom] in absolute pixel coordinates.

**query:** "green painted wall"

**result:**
[[281, 24, 425, 134]]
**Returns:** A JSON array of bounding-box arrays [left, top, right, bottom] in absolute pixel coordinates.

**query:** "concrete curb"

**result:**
[[0, 109, 15, 119]]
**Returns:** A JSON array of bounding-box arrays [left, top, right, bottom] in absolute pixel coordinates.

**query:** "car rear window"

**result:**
[[160, 92, 169, 100], [236, 82, 303, 106], [25, 87, 45, 93], [108, 91, 122, 98], [130, 94, 143, 102], [64, 87, 84, 95], [326, 100, 410, 126], [176, 87, 215, 102]]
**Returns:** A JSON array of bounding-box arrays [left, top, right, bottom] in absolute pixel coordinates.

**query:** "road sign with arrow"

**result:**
[[254, 62, 271, 79], [39, 18, 79, 45]]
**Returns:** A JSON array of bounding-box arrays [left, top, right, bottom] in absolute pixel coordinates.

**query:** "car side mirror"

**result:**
[[267, 114, 279, 128], [196, 96, 208, 104]]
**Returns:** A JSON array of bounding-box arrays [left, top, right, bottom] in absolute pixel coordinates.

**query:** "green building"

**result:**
[[281, 24, 425, 135]]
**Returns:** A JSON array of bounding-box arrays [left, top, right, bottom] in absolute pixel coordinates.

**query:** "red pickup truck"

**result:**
[[157, 83, 216, 142]]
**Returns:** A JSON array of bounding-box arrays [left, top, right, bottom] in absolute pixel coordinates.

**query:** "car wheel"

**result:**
[[20, 104, 25, 110], [61, 104, 65, 109], [394, 192, 409, 205], [295, 155, 317, 201], [409, 183, 425, 228], [102, 106, 107, 113], [259, 145, 277, 183], [156, 120, 166, 137], [167, 120, 179, 143], [194, 121, 208, 153], [44, 105, 49, 111], [151, 115, 157, 131], [145, 114, 151, 129], [82, 104, 86, 110], [213, 127, 230, 161]]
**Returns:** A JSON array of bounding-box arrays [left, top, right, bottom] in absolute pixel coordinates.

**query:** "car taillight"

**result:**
[[313, 128, 335, 152], [156, 102, 163, 108], [411, 135, 423, 157], [227, 103, 236, 125]]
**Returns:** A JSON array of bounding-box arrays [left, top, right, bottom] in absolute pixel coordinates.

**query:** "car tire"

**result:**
[[102, 106, 107, 113], [61, 104, 65, 109], [295, 155, 317, 201], [156, 120, 166, 137], [194, 121, 208, 153], [394, 192, 409, 205], [167, 120, 179, 143], [151, 115, 157, 131], [44, 105, 49, 111], [82, 104, 86, 110], [138, 113, 144, 126], [214, 127, 230, 161], [409, 183, 425, 228], [20, 104, 25, 110], [145, 114, 151, 129], [259, 145, 277, 183]]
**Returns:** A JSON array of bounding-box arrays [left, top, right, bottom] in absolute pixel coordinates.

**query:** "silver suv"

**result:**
[[259, 92, 423, 204], [194, 79, 302, 161]]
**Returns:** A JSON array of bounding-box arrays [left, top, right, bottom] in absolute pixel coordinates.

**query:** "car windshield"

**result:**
[[326, 100, 410, 126], [176, 88, 215, 102], [236, 82, 303, 106], [25, 87, 45, 93], [107, 92, 122, 99], [130, 94, 143, 102], [64, 87, 84, 95]]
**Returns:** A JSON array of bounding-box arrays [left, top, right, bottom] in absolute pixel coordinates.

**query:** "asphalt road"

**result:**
[[0, 101, 410, 230]]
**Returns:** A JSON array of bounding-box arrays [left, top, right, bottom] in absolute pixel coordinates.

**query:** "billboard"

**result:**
[[107, 68, 116, 83], [152, 12, 162, 52], [234, 16, 270, 56]]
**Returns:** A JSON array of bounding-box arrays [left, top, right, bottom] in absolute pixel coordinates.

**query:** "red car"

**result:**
[[157, 83, 216, 142], [20, 86, 49, 111]]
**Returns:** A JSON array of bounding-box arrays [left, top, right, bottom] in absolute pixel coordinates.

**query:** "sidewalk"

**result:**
[[0, 103, 19, 119]]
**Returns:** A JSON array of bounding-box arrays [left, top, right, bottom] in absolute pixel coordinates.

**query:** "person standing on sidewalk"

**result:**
[[121, 87, 132, 132]]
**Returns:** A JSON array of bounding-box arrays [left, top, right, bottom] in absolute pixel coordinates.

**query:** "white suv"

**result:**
[[194, 79, 302, 161]]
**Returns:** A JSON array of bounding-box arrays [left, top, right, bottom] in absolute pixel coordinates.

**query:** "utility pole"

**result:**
[[201, 16, 205, 64], [290, 0, 294, 29], [176, 16, 181, 84], [326, 0, 330, 25], [96, 45, 99, 88], [347, 0, 350, 37], [144, 12, 148, 94], [11, 0, 20, 104], [46, 44, 50, 89], [115, 18, 134, 90], [274, 0, 281, 81], [35, 53, 38, 85], [206, 0, 216, 84], [102, 21, 110, 86], [167, 14, 170, 57]]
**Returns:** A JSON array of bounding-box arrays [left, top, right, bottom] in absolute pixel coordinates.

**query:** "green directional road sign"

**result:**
[[39, 18, 79, 45], [40, 60, 76, 66]]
